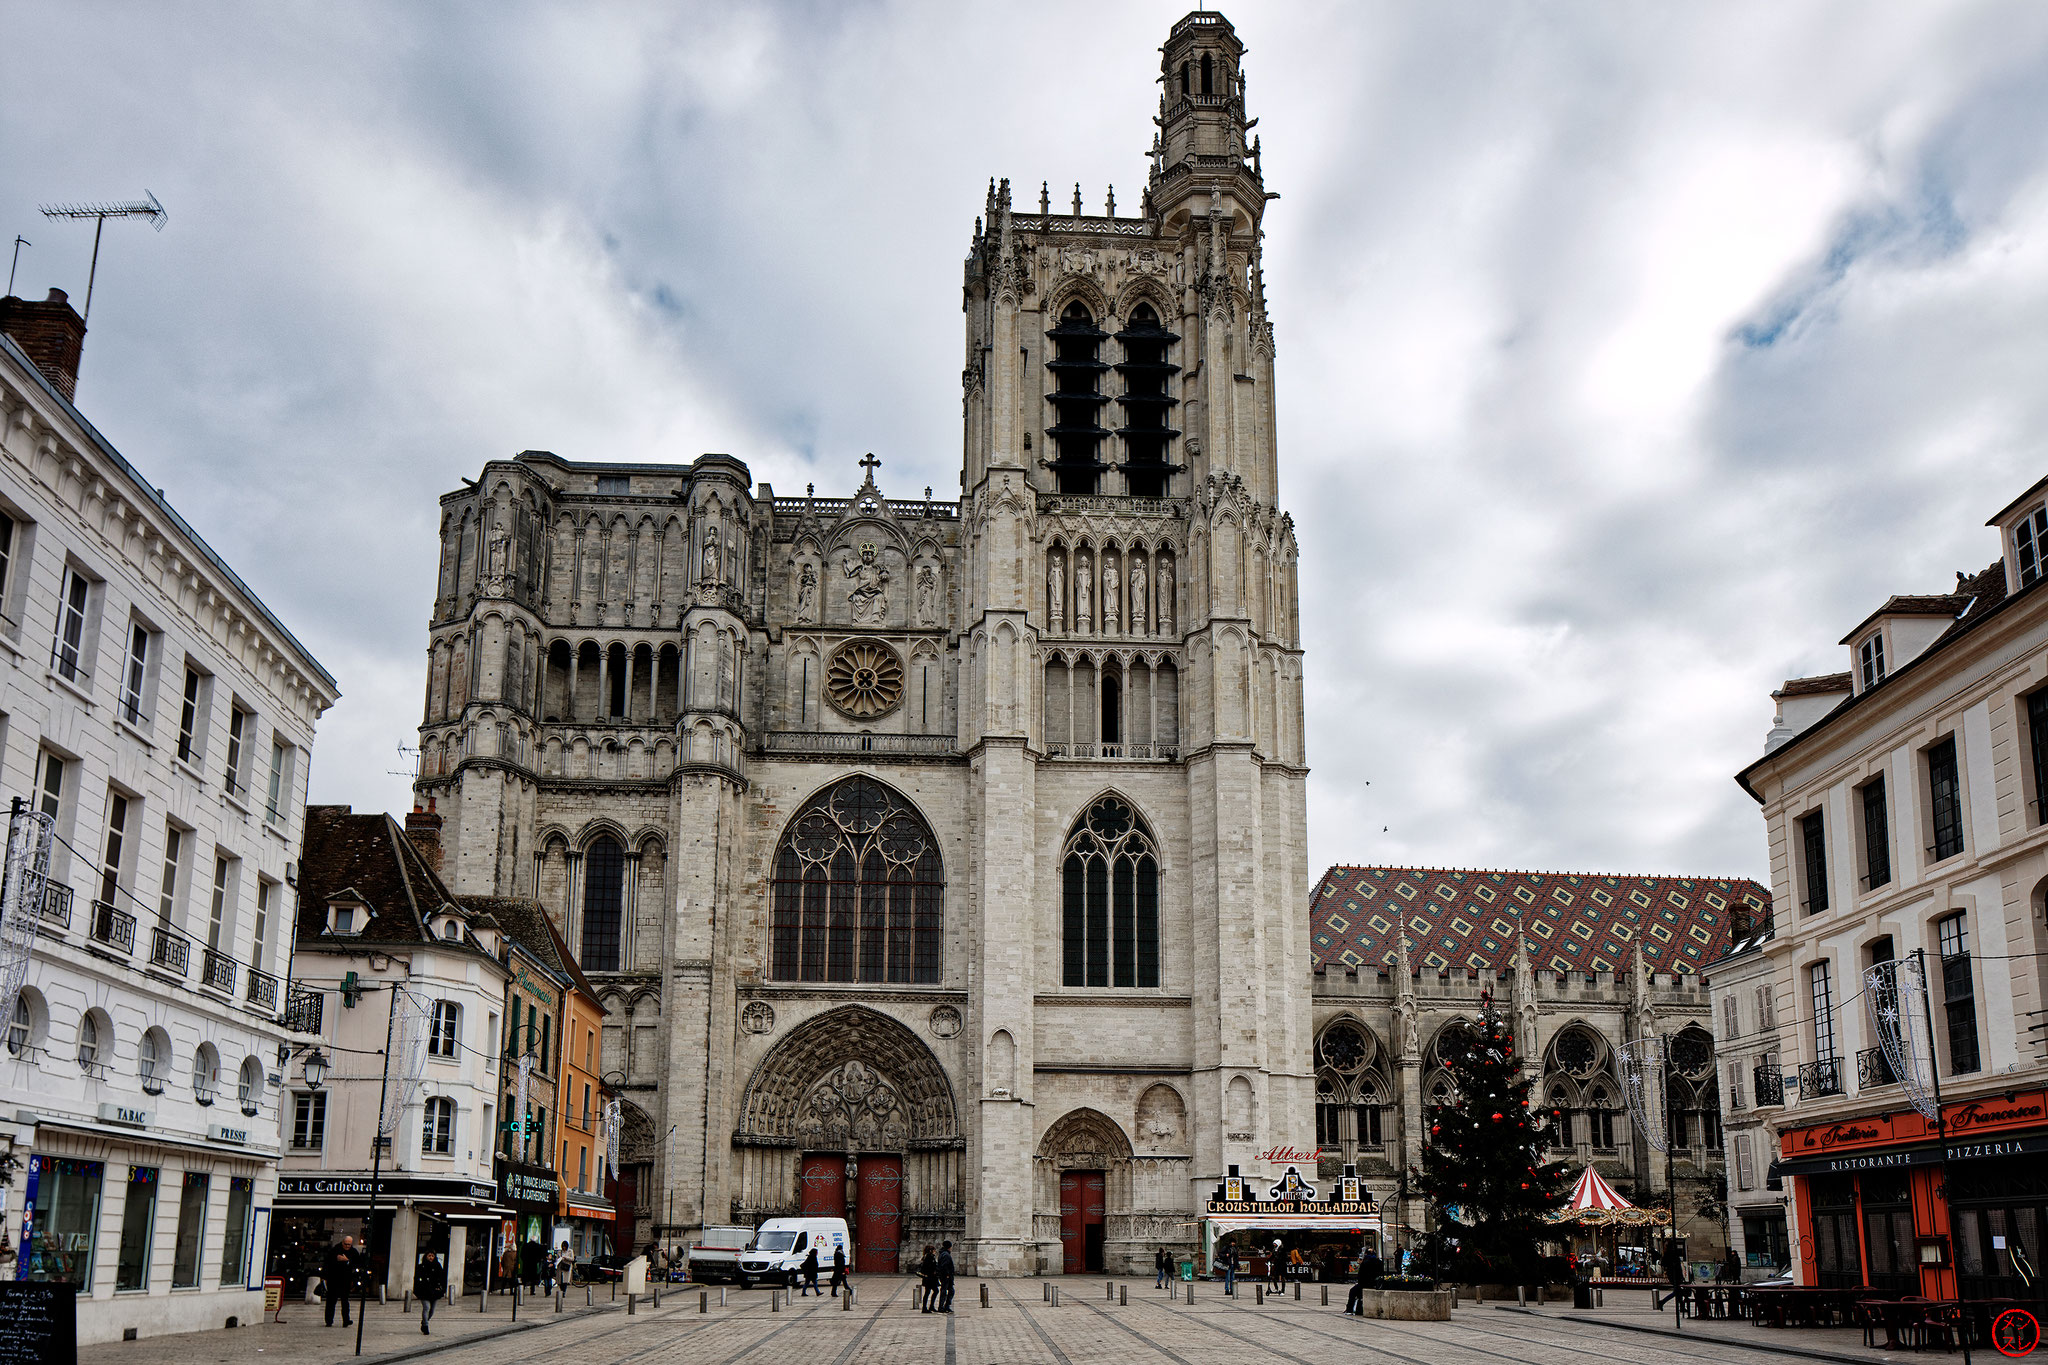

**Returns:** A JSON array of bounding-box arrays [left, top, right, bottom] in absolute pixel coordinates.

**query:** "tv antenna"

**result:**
[[37, 190, 168, 324], [389, 743, 421, 780], [7, 238, 28, 297]]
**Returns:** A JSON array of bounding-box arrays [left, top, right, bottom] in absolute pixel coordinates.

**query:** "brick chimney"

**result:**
[[0, 289, 86, 401], [405, 797, 444, 876]]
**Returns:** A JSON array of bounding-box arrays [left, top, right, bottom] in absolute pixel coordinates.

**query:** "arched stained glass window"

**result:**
[[770, 776, 943, 983], [1061, 795, 1160, 988], [582, 836, 625, 971]]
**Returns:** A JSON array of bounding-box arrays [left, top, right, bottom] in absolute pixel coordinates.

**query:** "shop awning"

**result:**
[[415, 1202, 508, 1225]]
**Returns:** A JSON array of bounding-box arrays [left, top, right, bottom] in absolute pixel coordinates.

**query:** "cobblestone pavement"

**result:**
[[75, 1278, 1937, 1365]]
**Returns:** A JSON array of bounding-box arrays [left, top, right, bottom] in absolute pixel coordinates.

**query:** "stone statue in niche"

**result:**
[[1101, 558, 1120, 633], [485, 521, 511, 595], [795, 562, 819, 623], [842, 543, 890, 625], [915, 564, 939, 626], [700, 526, 721, 583], [1156, 559, 1173, 632], [1129, 557, 1147, 634], [1075, 555, 1092, 632], [1047, 556, 1064, 630]]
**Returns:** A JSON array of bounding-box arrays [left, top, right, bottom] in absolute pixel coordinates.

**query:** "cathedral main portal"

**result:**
[[735, 1006, 962, 1271]]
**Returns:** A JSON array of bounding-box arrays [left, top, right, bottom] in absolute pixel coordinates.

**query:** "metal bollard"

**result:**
[[586, 1285, 592, 1306], [771, 1289, 781, 1312], [1120, 1284, 1128, 1306], [555, 1289, 564, 1313], [700, 1291, 708, 1314], [1044, 1281, 1051, 1302], [404, 1290, 411, 1313], [722, 1288, 728, 1306], [1322, 1285, 1329, 1306], [981, 1284, 990, 1308], [1052, 1286, 1060, 1307], [1295, 1281, 1302, 1301], [843, 1286, 852, 1311], [1186, 1279, 1194, 1302], [627, 1293, 638, 1316], [1516, 1285, 1527, 1307], [1107, 1280, 1114, 1300]]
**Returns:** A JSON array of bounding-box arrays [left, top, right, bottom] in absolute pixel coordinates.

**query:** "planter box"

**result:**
[[1357, 1288, 1455, 1321]]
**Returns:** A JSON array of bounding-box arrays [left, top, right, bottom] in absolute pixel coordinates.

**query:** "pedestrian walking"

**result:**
[[320, 1236, 359, 1327], [1268, 1239, 1285, 1290], [830, 1244, 848, 1297], [1222, 1243, 1237, 1296], [799, 1245, 821, 1296], [937, 1241, 956, 1312], [917, 1244, 939, 1312], [521, 1238, 543, 1293], [554, 1242, 575, 1297], [413, 1250, 447, 1335], [1155, 1245, 1171, 1289]]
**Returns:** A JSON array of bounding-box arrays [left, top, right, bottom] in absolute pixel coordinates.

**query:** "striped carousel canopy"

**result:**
[[1546, 1167, 1667, 1226]]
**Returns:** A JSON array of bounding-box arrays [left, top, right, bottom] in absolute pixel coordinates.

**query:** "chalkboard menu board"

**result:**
[[0, 1281, 77, 1365]]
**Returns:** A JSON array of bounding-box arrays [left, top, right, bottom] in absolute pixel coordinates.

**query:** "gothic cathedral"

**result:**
[[414, 11, 1310, 1275]]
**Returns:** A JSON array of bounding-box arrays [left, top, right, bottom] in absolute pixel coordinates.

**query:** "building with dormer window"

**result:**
[[1730, 473, 2048, 1298]]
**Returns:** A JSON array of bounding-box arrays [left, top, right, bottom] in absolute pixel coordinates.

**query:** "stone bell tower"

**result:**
[[958, 7, 1310, 1276]]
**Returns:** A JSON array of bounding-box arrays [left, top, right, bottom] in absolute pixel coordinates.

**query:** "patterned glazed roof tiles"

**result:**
[[1309, 866, 1771, 975]]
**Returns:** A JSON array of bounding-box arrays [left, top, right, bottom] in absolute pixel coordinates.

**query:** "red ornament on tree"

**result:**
[[1491, 1112, 1503, 1122]]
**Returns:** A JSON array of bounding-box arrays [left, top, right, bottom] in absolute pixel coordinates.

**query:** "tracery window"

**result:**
[[1314, 1019, 1387, 1157], [770, 777, 943, 984], [581, 836, 625, 972], [1060, 795, 1160, 987]]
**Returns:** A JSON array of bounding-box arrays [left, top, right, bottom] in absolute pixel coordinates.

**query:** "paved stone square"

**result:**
[[75, 1278, 1927, 1365]]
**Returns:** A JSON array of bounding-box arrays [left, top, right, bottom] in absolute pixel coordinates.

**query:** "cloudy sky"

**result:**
[[5, 1, 2047, 886]]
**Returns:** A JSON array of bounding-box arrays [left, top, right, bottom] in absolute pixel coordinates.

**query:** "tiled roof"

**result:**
[[1309, 866, 1771, 976], [458, 894, 601, 1001], [1776, 673, 1851, 698], [296, 805, 461, 944]]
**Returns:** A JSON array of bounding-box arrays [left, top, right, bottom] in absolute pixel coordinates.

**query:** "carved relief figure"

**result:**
[[842, 543, 891, 625], [485, 520, 511, 592], [1047, 555, 1064, 631], [1156, 559, 1173, 632], [1101, 557, 1120, 633], [1075, 554, 1092, 632], [915, 564, 939, 626], [1129, 557, 1147, 635], [795, 562, 819, 623]]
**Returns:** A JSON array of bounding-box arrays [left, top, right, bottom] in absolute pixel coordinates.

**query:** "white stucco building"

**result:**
[[0, 293, 339, 1342]]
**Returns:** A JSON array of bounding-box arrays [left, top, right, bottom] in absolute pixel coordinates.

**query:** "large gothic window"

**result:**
[[770, 777, 943, 984], [1060, 795, 1160, 987], [1314, 1019, 1388, 1158], [582, 836, 625, 971]]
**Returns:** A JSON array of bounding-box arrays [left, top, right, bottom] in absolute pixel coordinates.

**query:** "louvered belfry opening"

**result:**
[[1046, 301, 1112, 494], [1114, 303, 1181, 497]]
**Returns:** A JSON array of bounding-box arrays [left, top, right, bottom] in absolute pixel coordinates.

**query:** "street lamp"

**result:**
[[302, 1049, 328, 1089]]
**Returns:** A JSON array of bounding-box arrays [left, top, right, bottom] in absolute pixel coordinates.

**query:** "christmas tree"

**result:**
[[1412, 991, 1571, 1281]]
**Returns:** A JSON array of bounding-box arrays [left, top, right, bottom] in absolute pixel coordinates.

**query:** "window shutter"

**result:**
[[1735, 1134, 1753, 1191]]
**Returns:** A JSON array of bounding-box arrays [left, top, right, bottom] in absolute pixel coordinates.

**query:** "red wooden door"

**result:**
[[854, 1156, 902, 1273], [1060, 1170, 1106, 1273], [799, 1154, 846, 1216]]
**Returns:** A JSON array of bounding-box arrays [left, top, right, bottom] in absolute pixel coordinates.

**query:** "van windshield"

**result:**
[[753, 1232, 797, 1254]]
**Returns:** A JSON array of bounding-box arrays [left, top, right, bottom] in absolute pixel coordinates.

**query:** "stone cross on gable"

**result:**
[[859, 452, 881, 478]]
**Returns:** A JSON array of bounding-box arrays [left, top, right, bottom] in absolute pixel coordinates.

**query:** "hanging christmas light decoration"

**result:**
[[602, 1096, 622, 1173], [1865, 956, 1939, 1122], [382, 987, 431, 1136], [0, 804, 55, 1026], [1617, 1036, 1670, 1154]]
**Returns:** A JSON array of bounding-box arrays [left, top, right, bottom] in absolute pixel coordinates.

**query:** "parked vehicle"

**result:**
[[687, 1225, 756, 1283], [736, 1217, 851, 1288]]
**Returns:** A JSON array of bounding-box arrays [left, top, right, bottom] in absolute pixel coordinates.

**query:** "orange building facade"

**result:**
[[557, 973, 616, 1261]]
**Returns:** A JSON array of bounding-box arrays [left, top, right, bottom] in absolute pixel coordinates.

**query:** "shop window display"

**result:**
[[22, 1156, 104, 1286]]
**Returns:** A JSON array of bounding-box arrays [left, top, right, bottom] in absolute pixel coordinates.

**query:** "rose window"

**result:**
[[825, 640, 904, 718]]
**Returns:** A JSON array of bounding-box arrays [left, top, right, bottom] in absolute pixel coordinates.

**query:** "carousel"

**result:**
[[1544, 1166, 1668, 1277]]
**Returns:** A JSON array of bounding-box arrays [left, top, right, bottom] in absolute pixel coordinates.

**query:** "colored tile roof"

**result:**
[[1309, 865, 1771, 976]]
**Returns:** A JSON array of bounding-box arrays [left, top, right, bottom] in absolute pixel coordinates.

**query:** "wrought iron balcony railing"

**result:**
[[89, 901, 136, 955], [148, 924, 190, 976], [1752, 1065, 1785, 1106], [201, 948, 237, 994], [39, 882, 72, 929], [1799, 1060, 1844, 1098], [1857, 1046, 1898, 1089], [245, 968, 279, 1012], [283, 985, 324, 1035]]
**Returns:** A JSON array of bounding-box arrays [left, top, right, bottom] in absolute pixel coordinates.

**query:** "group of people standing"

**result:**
[[916, 1241, 957, 1312]]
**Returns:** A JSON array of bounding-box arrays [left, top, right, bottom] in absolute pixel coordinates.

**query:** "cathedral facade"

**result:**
[[413, 11, 1309, 1275]]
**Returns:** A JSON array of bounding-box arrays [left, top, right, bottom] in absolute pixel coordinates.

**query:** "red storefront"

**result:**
[[1777, 1088, 2048, 1298]]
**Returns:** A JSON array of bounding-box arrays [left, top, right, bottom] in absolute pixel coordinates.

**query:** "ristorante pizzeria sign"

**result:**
[[1781, 1088, 2048, 1164]]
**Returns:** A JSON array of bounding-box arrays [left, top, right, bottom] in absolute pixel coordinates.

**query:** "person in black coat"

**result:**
[[413, 1251, 448, 1335], [1346, 1247, 1382, 1316], [917, 1245, 939, 1312], [321, 1237, 359, 1327], [937, 1241, 956, 1313], [520, 1238, 543, 1292], [830, 1244, 849, 1297], [799, 1245, 821, 1296]]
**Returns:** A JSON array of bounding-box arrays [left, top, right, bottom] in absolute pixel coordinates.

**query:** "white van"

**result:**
[[736, 1217, 851, 1288]]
